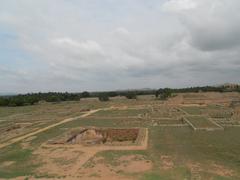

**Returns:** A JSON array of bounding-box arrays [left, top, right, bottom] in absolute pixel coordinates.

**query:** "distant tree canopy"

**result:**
[[125, 92, 137, 99], [0, 92, 81, 107], [237, 86, 240, 93], [0, 98, 10, 106], [0, 85, 238, 107], [157, 88, 172, 100], [81, 91, 90, 98], [98, 94, 109, 101], [160, 86, 225, 93]]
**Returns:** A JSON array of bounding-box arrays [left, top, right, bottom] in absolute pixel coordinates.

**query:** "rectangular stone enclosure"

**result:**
[[48, 127, 146, 146]]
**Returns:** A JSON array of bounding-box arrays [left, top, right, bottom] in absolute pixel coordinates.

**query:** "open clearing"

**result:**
[[0, 92, 240, 179]]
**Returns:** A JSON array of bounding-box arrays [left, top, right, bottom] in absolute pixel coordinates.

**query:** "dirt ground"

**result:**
[[33, 148, 150, 179], [79, 154, 152, 179], [160, 155, 174, 170], [30, 128, 148, 179], [187, 161, 235, 178]]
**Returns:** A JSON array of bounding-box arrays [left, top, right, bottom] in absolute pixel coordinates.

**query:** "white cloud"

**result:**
[[52, 38, 103, 53], [51, 38, 105, 59], [162, 0, 198, 12], [114, 27, 130, 36], [163, 0, 240, 51]]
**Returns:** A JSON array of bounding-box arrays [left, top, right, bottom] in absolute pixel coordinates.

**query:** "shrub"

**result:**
[[0, 98, 10, 106], [125, 92, 137, 99], [8, 97, 25, 106], [158, 88, 172, 100], [98, 94, 109, 101], [81, 91, 90, 98]]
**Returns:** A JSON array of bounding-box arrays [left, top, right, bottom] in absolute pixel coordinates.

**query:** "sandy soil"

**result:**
[[34, 147, 85, 176], [115, 155, 152, 173], [78, 154, 152, 179], [209, 163, 234, 177], [160, 155, 174, 170], [32, 129, 148, 179], [187, 161, 235, 178]]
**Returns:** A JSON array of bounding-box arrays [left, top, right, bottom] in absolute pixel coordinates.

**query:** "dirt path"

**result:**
[[0, 108, 108, 149]]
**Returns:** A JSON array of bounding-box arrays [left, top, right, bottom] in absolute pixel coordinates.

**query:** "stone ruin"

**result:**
[[48, 127, 142, 146]]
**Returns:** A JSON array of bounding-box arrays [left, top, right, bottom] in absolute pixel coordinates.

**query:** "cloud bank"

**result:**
[[0, 0, 240, 93]]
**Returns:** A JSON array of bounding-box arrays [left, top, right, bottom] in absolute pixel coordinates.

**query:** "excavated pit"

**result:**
[[48, 127, 143, 146]]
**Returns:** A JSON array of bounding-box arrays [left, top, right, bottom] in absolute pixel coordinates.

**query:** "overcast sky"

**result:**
[[0, 0, 240, 93]]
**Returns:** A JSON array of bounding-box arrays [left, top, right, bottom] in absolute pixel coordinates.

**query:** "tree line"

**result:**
[[0, 85, 239, 107]]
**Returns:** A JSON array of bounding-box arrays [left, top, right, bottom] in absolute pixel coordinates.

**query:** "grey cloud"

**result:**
[[176, 0, 240, 51], [0, 0, 240, 92], [186, 18, 240, 51]]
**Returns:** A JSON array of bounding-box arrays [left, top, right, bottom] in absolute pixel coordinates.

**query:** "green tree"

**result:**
[[81, 91, 90, 98], [45, 95, 60, 102], [27, 96, 39, 105], [160, 88, 172, 100], [8, 97, 25, 106], [0, 98, 9, 106], [125, 92, 137, 99], [98, 94, 109, 101]]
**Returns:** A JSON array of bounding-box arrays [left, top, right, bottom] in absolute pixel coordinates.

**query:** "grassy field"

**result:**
[[186, 116, 221, 129], [0, 93, 240, 179], [180, 106, 203, 115]]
